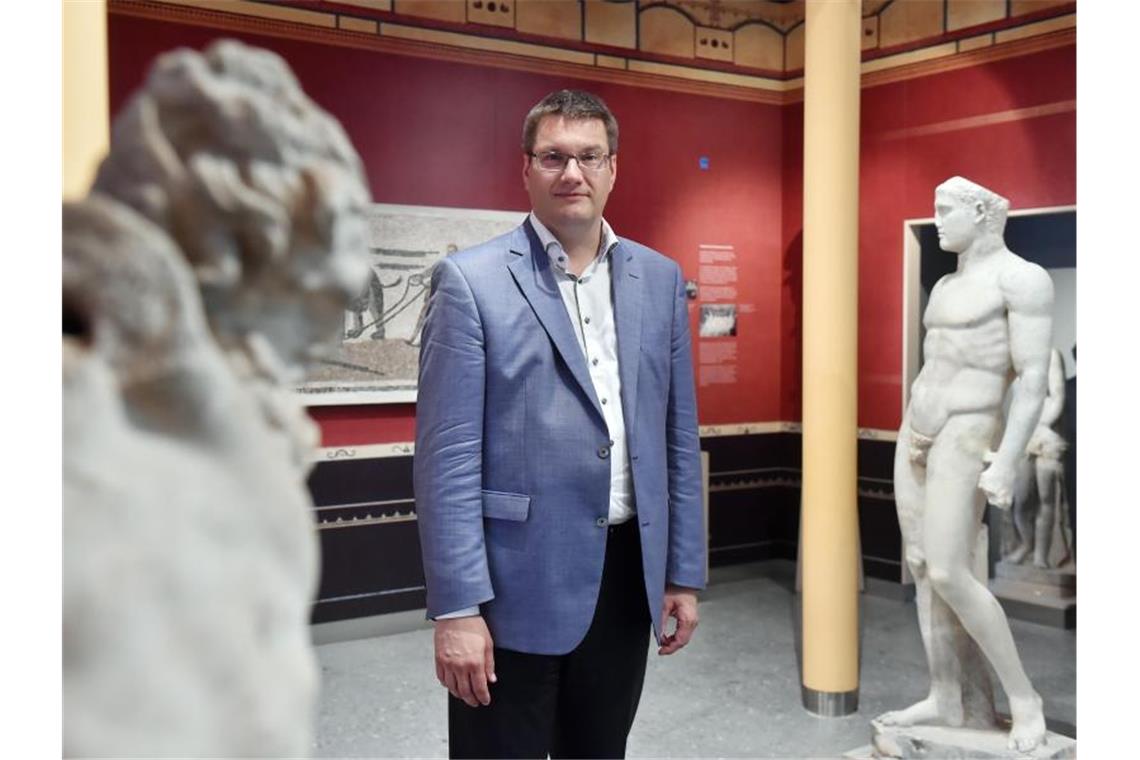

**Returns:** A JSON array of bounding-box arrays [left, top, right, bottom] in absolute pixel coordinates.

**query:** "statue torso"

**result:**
[[908, 251, 1024, 435]]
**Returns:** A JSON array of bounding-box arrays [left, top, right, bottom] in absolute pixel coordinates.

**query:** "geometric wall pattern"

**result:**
[[115, 1, 1076, 103]]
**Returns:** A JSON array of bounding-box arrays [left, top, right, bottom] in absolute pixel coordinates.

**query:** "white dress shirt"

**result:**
[[527, 212, 635, 526]]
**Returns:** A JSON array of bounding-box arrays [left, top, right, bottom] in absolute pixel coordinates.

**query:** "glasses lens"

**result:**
[[538, 151, 567, 171], [578, 153, 604, 170]]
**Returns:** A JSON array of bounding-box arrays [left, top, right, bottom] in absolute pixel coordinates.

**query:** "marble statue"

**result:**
[[878, 177, 1056, 755], [1004, 348, 1074, 569], [63, 40, 371, 756]]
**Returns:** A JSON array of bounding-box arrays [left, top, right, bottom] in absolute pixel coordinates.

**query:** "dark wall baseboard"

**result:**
[[307, 433, 904, 623]]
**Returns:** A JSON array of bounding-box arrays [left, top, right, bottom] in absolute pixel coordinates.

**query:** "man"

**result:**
[[879, 177, 1050, 752], [414, 90, 706, 758]]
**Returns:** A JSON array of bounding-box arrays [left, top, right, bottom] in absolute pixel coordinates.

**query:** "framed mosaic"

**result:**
[[298, 203, 525, 404]]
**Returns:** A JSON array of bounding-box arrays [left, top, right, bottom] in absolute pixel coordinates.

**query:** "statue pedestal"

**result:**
[[846, 720, 1076, 759], [990, 561, 1076, 629]]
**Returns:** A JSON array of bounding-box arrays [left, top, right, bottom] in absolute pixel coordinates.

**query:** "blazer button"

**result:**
[[596, 517, 608, 528], [597, 446, 610, 459]]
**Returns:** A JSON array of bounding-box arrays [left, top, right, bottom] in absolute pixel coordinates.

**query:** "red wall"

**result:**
[[106, 14, 1075, 441], [855, 45, 1076, 430], [777, 44, 1075, 431], [108, 13, 786, 444]]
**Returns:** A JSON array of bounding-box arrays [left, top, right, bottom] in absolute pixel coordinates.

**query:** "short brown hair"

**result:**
[[521, 89, 619, 155]]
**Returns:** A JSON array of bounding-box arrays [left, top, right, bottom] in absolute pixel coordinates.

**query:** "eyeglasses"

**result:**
[[528, 150, 612, 173]]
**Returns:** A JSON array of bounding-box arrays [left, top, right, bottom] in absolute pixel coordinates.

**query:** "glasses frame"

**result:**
[[527, 149, 613, 173]]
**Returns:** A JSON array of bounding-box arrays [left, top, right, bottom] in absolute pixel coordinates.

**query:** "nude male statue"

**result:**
[[879, 177, 1053, 752]]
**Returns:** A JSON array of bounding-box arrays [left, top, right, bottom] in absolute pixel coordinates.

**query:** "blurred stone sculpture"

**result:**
[[876, 177, 1069, 757], [1004, 348, 1074, 569], [63, 40, 371, 757]]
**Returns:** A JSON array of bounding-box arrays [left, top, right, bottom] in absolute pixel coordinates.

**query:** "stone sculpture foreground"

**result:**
[[63, 40, 371, 756]]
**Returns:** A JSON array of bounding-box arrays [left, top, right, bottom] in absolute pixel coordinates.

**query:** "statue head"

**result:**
[[91, 39, 372, 370], [933, 176, 1010, 254]]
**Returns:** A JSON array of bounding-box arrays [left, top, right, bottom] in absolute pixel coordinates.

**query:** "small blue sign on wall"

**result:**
[[699, 156, 710, 170]]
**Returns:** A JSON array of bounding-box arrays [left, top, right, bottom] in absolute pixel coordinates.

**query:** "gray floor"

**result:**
[[312, 562, 1075, 758]]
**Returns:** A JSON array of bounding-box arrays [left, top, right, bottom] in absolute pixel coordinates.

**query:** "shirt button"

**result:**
[[598, 446, 610, 459], [592, 358, 599, 366], [601, 397, 607, 405], [584, 317, 591, 324], [609, 439, 615, 446], [596, 517, 608, 528]]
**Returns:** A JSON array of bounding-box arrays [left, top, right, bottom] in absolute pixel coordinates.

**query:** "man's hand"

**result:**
[[978, 451, 1015, 509], [658, 585, 699, 655], [434, 615, 496, 707]]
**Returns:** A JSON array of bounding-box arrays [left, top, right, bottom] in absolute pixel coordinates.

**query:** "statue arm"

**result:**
[[979, 264, 1054, 507], [1037, 349, 1065, 428]]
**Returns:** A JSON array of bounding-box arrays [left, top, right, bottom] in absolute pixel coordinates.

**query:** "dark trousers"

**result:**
[[448, 519, 651, 759]]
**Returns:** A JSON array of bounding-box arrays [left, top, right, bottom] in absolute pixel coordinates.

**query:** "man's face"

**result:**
[[523, 116, 616, 234], [933, 190, 982, 254]]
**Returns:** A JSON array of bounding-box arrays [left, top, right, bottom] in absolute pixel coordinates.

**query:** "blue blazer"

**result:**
[[414, 220, 705, 655]]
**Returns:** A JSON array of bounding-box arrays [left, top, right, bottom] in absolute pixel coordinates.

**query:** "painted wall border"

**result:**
[[111, 1, 1074, 106], [109, 0, 788, 104], [310, 424, 898, 462]]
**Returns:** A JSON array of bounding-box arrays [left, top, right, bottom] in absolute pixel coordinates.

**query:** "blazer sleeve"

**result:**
[[414, 257, 495, 617], [664, 264, 707, 590]]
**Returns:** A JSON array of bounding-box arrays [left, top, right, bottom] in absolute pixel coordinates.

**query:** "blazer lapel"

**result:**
[[507, 221, 606, 423], [611, 239, 642, 438]]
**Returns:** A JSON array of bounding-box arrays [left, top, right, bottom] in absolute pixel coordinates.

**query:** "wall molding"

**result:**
[[876, 98, 1076, 142], [111, 0, 1074, 106], [860, 26, 1074, 92], [109, 0, 787, 104], [311, 425, 898, 462], [316, 442, 416, 461]]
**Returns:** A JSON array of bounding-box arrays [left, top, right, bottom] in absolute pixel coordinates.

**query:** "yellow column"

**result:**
[[800, 0, 861, 716], [63, 0, 109, 200]]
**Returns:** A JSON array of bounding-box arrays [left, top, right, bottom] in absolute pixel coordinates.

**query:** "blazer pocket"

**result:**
[[481, 490, 530, 522]]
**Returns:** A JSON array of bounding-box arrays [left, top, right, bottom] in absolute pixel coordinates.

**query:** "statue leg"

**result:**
[[1053, 467, 1075, 567], [952, 499, 998, 729], [1007, 457, 1036, 564], [955, 624, 998, 728], [1033, 460, 1059, 568], [924, 414, 1046, 752], [878, 422, 963, 727]]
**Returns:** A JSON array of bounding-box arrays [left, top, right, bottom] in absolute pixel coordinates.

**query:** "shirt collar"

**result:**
[[528, 212, 619, 275]]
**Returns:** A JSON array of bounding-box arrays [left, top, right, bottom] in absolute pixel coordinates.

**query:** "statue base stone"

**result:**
[[847, 720, 1076, 759], [990, 561, 1076, 629]]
